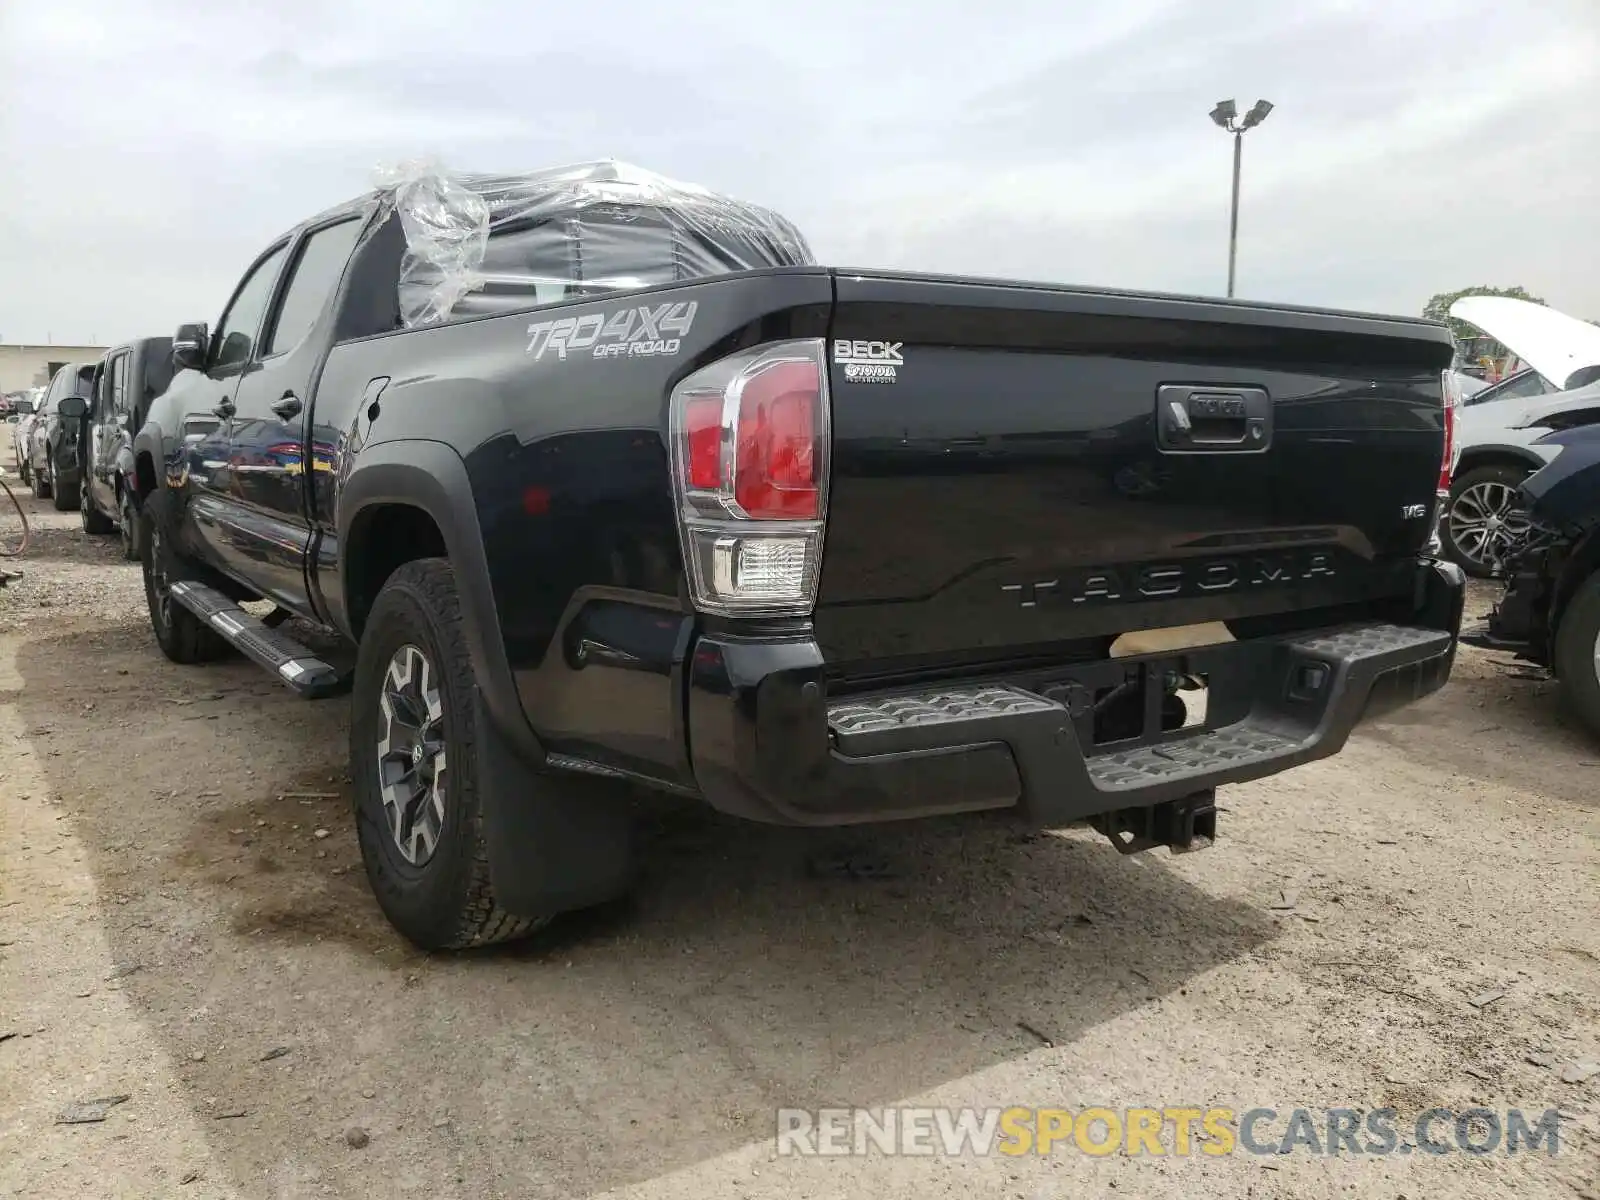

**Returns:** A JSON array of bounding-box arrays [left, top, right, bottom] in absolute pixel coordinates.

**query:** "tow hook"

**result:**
[[1091, 790, 1218, 855]]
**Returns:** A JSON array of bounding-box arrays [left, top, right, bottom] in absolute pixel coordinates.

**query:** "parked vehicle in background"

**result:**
[[134, 161, 1465, 953], [1461, 366, 1557, 409], [1446, 368, 1490, 401], [1470, 421, 1600, 736], [10, 391, 45, 482], [1443, 297, 1600, 576], [28, 363, 95, 507], [79, 337, 173, 557]]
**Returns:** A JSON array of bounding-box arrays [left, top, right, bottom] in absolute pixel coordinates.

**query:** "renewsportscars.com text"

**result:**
[[775, 1106, 1563, 1158]]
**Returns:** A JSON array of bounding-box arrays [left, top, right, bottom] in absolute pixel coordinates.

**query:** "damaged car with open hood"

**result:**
[[130, 159, 1467, 951], [1443, 295, 1600, 576]]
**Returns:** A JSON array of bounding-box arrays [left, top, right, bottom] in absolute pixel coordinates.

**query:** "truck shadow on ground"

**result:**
[[22, 620, 1277, 1199]]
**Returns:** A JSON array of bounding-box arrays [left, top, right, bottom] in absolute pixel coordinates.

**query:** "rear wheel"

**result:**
[[52, 476, 78, 512], [1444, 464, 1530, 578], [119, 490, 140, 560], [1553, 572, 1600, 738], [141, 489, 229, 664], [81, 480, 114, 534], [351, 559, 553, 951]]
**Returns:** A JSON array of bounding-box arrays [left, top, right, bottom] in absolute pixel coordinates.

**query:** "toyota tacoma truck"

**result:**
[[133, 160, 1466, 951]]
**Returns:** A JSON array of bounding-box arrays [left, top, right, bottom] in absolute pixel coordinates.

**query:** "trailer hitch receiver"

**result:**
[[1092, 790, 1218, 855]]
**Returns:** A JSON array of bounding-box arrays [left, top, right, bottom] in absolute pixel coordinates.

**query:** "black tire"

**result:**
[[140, 488, 230, 664], [52, 478, 78, 512], [119, 490, 141, 561], [17, 459, 29, 486], [1443, 463, 1530, 578], [32, 468, 50, 500], [351, 558, 552, 951], [1553, 573, 1600, 738], [81, 480, 115, 534]]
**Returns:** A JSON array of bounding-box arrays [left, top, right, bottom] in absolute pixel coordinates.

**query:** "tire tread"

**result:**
[[142, 489, 230, 664]]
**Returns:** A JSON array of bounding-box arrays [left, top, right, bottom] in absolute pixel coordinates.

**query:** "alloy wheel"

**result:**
[[1449, 480, 1530, 570], [375, 644, 448, 866]]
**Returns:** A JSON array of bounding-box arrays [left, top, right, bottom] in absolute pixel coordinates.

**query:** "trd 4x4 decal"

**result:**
[[527, 301, 698, 361]]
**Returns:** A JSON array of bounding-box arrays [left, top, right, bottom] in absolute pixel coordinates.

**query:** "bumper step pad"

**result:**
[[168, 580, 346, 699], [825, 622, 1453, 815]]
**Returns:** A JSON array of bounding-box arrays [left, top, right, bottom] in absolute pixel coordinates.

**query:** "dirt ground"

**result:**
[[0, 461, 1596, 1200]]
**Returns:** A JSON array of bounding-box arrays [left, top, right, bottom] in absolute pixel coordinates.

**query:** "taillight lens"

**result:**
[[683, 392, 724, 491], [669, 339, 830, 616], [1439, 371, 1461, 491], [733, 360, 819, 520]]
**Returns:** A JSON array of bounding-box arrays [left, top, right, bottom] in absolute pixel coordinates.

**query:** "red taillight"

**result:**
[[669, 339, 830, 616], [734, 360, 819, 519], [683, 392, 723, 491]]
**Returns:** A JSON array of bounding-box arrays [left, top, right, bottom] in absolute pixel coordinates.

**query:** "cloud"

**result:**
[[1, 0, 1597, 345]]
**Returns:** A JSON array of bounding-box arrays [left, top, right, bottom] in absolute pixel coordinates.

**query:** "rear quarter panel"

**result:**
[[315, 269, 832, 780]]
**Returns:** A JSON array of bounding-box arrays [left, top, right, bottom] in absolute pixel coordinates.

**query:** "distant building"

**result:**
[[0, 343, 109, 392]]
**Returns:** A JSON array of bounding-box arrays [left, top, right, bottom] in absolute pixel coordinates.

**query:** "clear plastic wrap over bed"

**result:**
[[374, 160, 816, 328]]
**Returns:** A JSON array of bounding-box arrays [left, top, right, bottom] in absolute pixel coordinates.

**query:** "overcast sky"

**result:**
[[2, 0, 1597, 346]]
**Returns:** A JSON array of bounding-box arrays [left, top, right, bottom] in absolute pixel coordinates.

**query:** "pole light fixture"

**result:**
[[1209, 98, 1273, 297]]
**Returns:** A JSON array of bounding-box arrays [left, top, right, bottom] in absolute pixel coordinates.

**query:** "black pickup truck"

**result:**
[[134, 161, 1465, 951], [80, 337, 174, 558]]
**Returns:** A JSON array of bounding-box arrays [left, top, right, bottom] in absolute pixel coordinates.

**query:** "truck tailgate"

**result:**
[[817, 273, 1454, 667]]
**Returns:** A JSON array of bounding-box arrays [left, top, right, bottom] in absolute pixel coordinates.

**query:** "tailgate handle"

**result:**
[[1156, 385, 1271, 453]]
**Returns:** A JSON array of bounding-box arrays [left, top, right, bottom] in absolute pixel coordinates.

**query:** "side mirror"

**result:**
[[57, 396, 88, 419], [172, 322, 209, 372]]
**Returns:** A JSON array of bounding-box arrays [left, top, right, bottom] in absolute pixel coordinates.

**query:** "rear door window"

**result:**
[[110, 353, 130, 417], [265, 219, 364, 357]]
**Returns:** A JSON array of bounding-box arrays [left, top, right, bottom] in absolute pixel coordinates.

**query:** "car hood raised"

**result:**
[[1450, 296, 1600, 391]]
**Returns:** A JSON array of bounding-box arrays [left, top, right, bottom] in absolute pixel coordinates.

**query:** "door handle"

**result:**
[[212, 398, 236, 420], [271, 394, 303, 421]]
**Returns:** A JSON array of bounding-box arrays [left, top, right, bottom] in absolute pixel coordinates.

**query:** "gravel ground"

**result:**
[[0, 459, 1596, 1200]]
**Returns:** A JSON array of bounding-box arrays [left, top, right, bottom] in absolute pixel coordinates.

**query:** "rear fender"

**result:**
[[336, 439, 542, 766], [337, 443, 635, 920]]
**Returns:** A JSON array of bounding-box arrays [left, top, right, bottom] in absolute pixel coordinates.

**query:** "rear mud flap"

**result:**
[[472, 689, 637, 918]]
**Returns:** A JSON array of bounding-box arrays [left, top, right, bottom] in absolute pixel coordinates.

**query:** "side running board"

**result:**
[[168, 580, 347, 699]]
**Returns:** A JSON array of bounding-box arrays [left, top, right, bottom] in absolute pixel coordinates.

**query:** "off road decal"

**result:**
[[526, 301, 698, 362]]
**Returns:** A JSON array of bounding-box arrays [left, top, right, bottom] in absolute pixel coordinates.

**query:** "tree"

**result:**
[[1422, 285, 1547, 344]]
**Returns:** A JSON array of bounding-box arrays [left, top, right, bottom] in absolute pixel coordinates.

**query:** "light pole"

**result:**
[[1208, 98, 1273, 298]]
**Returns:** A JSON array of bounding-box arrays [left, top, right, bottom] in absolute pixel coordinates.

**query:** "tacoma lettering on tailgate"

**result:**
[[1002, 550, 1337, 608]]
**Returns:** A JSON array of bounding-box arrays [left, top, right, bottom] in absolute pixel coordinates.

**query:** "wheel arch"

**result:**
[[1451, 446, 1545, 482], [336, 440, 542, 764], [131, 422, 163, 503]]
